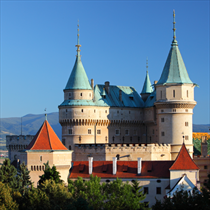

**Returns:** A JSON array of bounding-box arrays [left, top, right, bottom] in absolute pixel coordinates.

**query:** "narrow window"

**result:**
[[105, 136, 107, 142], [34, 166, 36, 171], [160, 91, 162, 99], [187, 90, 189, 97], [144, 187, 149, 194], [89, 93, 91, 97], [40, 156, 42, 162], [88, 129, 91, 134], [105, 110, 107, 113], [161, 132, 165, 136], [39, 166, 41, 171], [37, 166, 39, 171], [80, 93, 82, 96], [69, 129, 72, 134], [42, 166, 45, 170], [156, 187, 161, 194], [185, 135, 189, 140], [81, 109, 83, 112], [161, 110, 164, 113], [69, 145, 71, 150], [94, 110, 96, 113], [204, 165, 207, 169], [185, 109, 188, 112], [138, 136, 140, 142], [125, 130, 129, 135], [117, 111, 119, 114], [161, 118, 164, 122], [115, 130, 120, 135], [123, 136, 125, 142], [130, 137, 132, 142], [173, 90, 175, 98], [97, 130, 101, 135], [185, 122, 188, 126], [112, 136, 115, 142], [79, 136, 81, 143], [31, 166, 33, 171]]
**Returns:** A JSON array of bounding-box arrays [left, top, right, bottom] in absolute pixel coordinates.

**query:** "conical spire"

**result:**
[[65, 22, 92, 90], [141, 59, 153, 94], [157, 11, 193, 85]]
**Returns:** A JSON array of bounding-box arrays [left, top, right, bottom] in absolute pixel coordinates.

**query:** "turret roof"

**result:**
[[26, 120, 68, 151], [157, 11, 193, 85], [64, 23, 92, 90], [169, 143, 199, 170], [141, 71, 153, 94]]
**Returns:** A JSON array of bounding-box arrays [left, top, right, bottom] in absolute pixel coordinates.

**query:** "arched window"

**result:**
[[34, 166, 36, 171], [37, 166, 39, 171], [173, 90, 175, 98], [187, 90, 189, 97], [112, 137, 115, 142], [31, 166, 33, 171]]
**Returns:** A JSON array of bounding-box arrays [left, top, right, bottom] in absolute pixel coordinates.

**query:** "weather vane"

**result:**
[[44, 108, 47, 120], [75, 20, 81, 54]]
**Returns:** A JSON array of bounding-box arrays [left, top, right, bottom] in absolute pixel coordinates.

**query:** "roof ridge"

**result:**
[[45, 121, 52, 150]]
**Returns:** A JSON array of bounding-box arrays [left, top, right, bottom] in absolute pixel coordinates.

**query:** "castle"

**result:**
[[58, 10, 197, 161]]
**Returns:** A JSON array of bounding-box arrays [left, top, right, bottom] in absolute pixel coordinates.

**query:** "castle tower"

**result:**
[[141, 59, 153, 101], [58, 23, 94, 159], [154, 11, 197, 159]]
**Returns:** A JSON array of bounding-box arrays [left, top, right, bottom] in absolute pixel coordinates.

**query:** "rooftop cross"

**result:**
[[173, 10, 176, 42], [75, 20, 81, 56]]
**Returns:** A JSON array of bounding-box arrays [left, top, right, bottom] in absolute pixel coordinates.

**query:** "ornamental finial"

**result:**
[[146, 57, 148, 73], [173, 10, 176, 41], [44, 108, 47, 121], [75, 20, 81, 56]]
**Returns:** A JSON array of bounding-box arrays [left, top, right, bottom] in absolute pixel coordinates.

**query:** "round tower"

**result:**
[[154, 11, 197, 160]]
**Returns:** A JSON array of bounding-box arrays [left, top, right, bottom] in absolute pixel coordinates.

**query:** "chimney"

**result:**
[[91, 79, 94, 89], [137, 158, 142, 175], [119, 90, 122, 102], [88, 157, 93, 174], [105, 81, 110, 94], [113, 157, 117, 175]]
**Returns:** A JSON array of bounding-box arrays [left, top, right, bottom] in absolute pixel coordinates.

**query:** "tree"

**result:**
[[17, 162, 33, 195], [0, 182, 19, 210], [39, 162, 62, 186], [0, 158, 18, 189]]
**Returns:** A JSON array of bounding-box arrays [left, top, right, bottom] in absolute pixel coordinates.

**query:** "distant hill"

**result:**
[[0, 112, 209, 151]]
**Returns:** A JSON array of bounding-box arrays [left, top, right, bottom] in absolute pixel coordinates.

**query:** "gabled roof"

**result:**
[[26, 120, 67, 151], [64, 55, 92, 90], [141, 71, 153, 94], [94, 85, 144, 108], [169, 144, 199, 170], [166, 174, 199, 197], [69, 160, 174, 179]]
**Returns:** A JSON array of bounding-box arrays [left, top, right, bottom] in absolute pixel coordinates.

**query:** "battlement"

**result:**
[[6, 135, 35, 142], [74, 143, 171, 161]]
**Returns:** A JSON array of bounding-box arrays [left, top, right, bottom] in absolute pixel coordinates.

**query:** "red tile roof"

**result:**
[[26, 120, 68, 151], [69, 160, 174, 179], [169, 144, 199, 170]]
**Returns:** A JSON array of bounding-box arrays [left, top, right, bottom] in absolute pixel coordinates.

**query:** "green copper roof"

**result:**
[[141, 71, 153, 94], [65, 23, 92, 90], [157, 11, 193, 85], [64, 55, 92, 90]]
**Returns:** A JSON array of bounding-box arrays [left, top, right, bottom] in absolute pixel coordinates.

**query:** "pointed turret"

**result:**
[[157, 10, 193, 85], [141, 59, 153, 101], [65, 22, 92, 90]]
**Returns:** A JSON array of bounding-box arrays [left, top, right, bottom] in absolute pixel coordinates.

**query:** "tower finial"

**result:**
[[173, 10, 176, 41], [146, 57, 148, 73], [75, 20, 81, 56], [44, 108, 47, 121]]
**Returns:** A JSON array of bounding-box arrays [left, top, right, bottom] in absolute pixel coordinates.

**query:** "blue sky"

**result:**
[[0, 0, 209, 124]]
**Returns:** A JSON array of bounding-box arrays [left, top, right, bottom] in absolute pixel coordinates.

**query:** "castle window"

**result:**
[[112, 137, 115, 142], [130, 137, 132, 142], [117, 111, 119, 114], [31, 166, 33, 171], [161, 110, 164, 113], [129, 111, 131, 114], [185, 122, 188, 126], [185, 109, 188, 112], [37, 166, 39, 171], [97, 130, 101, 135], [149, 136, 151, 142], [105, 110, 107, 113], [173, 109, 176, 112], [160, 91, 162, 99], [156, 187, 161, 194], [185, 135, 189, 140], [69, 129, 72, 134], [34, 166, 36, 171], [105, 136, 107, 142], [69, 145, 71, 150], [79, 136, 81, 143], [187, 90, 189, 97], [94, 110, 96, 113], [138, 137, 140, 142], [123, 136, 124, 142], [81, 109, 83, 112], [40, 156, 42, 162], [115, 129, 120, 135], [173, 90, 175, 98], [161, 118, 164, 122], [161, 132, 165, 136], [88, 129, 91, 134], [144, 187, 149, 194], [39, 166, 42, 171], [89, 93, 91, 97], [125, 130, 129, 135], [80, 93, 82, 96], [62, 139, 65, 145], [66, 109, 68, 112], [42, 166, 45, 170], [204, 165, 207, 169]]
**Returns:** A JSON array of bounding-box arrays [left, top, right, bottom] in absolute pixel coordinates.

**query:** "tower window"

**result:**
[[156, 187, 161, 194], [112, 136, 115, 142], [105, 136, 107, 142], [105, 110, 107, 113], [88, 129, 91, 134], [187, 90, 189, 97], [130, 137, 132, 142], [144, 187, 149, 194], [31, 166, 33, 171], [125, 130, 129, 135], [204, 165, 207, 169], [185, 135, 189, 140], [79, 136, 81, 143], [138, 136, 140, 142], [40, 156, 42, 162], [80, 93, 82, 96], [185, 122, 188, 126], [161, 132, 165, 136], [173, 90, 175, 98], [94, 110, 96, 113], [115, 130, 120, 135], [69, 129, 72, 134], [97, 130, 101, 135], [123, 136, 125, 142], [81, 109, 83, 112], [161, 110, 164, 113], [161, 118, 164, 122], [69, 145, 71, 150]]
